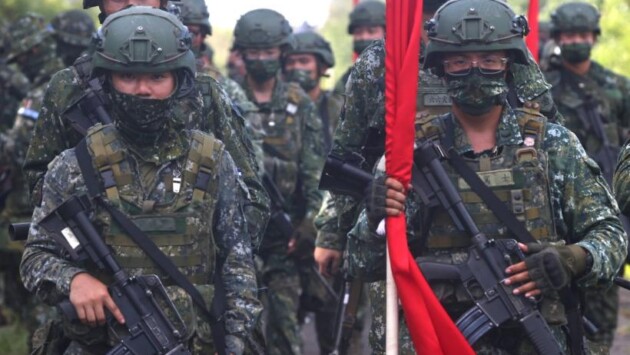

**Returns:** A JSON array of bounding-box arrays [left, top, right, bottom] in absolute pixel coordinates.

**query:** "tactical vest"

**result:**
[[261, 82, 304, 200], [85, 125, 222, 288], [413, 109, 566, 324]]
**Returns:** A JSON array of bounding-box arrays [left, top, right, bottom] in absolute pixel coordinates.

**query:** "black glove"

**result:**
[[524, 243, 587, 295], [365, 175, 388, 229]]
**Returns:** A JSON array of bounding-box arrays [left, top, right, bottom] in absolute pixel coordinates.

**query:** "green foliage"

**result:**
[[320, 0, 354, 90], [0, 0, 91, 22]]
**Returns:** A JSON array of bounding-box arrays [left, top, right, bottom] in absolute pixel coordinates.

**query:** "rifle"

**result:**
[[318, 154, 374, 199], [38, 195, 191, 355], [412, 139, 563, 354], [330, 268, 363, 355], [64, 78, 112, 136]]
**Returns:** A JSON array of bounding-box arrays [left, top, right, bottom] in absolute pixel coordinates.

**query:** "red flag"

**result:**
[[526, 0, 540, 62], [384, 0, 475, 353]]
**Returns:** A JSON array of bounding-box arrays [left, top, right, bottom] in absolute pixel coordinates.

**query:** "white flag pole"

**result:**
[[385, 220, 399, 355]]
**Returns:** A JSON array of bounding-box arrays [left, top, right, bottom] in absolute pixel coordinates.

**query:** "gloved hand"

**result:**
[[287, 218, 316, 259], [365, 176, 407, 229], [225, 334, 245, 355], [524, 243, 587, 295], [365, 176, 388, 228]]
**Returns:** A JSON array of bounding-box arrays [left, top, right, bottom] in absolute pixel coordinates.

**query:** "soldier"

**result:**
[[50, 10, 96, 67], [227, 47, 247, 87], [0, 24, 30, 131], [22, 0, 270, 249], [543, 2, 630, 351], [334, 0, 385, 95], [348, 0, 627, 353], [19, 7, 261, 354], [0, 13, 66, 341], [282, 30, 343, 353], [232, 9, 325, 355]]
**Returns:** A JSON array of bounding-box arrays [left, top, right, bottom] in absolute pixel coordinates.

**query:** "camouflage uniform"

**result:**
[[544, 2, 630, 348], [242, 76, 325, 355], [20, 7, 262, 354], [22, 48, 269, 252], [20, 125, 262, 355], [0, 13, 65, 337], [347, 106, 627, 353], [0, 62, 30, 131]]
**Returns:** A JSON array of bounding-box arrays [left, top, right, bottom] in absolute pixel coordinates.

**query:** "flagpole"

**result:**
[[386, 241, 399, 354]]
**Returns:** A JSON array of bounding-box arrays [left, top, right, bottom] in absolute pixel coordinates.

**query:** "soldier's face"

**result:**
[[352, 25, 385, 41], [284, 53, 322, 79], [242, 47, 282, 61], [101, 0, 162, 16], [110, 71, 175, 99], [187, 24, 206, 51], [557, 31, 595, 46]]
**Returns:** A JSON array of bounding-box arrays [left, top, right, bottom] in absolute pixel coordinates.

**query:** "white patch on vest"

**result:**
[[286, 103, 298, 115], [61, 227, 80, 250], [524, 136, 535, 147]]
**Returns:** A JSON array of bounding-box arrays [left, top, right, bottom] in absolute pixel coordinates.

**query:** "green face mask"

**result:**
[[284, 69, 318, 92], [353, 39, 375, 55], [560, 43, 592, 63], [109, 89, 173, 143], [245, 58, 281, 82], [445, 69, 508, 116]]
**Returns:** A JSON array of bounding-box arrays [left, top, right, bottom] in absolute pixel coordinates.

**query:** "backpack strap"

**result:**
[[185, 131, 224, 203]]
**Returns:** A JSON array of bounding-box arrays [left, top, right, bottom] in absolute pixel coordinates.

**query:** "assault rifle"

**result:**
[[318, 153, 374, 199], [413, 139, 563, 353], [38, 195, 191, 355]]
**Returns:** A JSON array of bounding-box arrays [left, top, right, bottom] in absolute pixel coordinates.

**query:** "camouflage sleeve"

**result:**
[[511, 59, 564, 125], [213, 151, 262, 339], [20, 149, 88, 304], [614, 141, 630, 215], [615, 74, 630, 140], [314, 192, 345, 250], [298, 96, 325, 217], [546, 124, 627, 286], [207, 82, 270, 248], [23, 68, 79, 203]]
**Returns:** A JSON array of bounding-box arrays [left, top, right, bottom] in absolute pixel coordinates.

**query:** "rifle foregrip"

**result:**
[[520, 311, 563, 355]]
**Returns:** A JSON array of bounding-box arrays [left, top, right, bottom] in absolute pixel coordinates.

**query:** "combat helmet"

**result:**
[[233, 9, 293, 50], [83, 0, 169, 9], [423, 0, 530, 73], [180, 0, 212, 35], [91, 6, 195, 75], [51, 10, 96, 48], [550, 2, 601, 36], [286, 31, 335, 68], [348, 1, 385, 34], [6, 13, 54, 62]]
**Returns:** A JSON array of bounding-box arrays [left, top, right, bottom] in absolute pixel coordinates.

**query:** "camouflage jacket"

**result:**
[[20, 125, 261, 350], [0, 61, 30, 131], [545, 61, 630, 182], [333, 67, 352, 96], [22, 60, 270, 247], [243, 77, 325, 248], [315, 89, 344, 153], [348, 105, 626, 294]]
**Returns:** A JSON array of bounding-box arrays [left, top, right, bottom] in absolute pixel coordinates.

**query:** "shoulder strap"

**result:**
[[75, 139, 228, 355], [319, 94, 332, 151], [186, 131, 224, 203]]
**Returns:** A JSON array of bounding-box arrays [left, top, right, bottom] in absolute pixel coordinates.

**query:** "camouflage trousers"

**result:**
[[367, 280, 576, 354], [582, 284, 619, 351], [260, 250, 302, 355]]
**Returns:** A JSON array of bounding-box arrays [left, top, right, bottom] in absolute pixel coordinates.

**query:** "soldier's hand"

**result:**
[[69, 272, 125, 327], [314, 247, 342, 277], [503, 244, 541, 298], [366, 176, 406, 228]]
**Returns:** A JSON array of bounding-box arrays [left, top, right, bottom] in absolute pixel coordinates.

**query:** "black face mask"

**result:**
[[284, 69, 318, 92], [445, 68, 508, 116], [560, 43, 592, 63], [109, 89, 173, 144], [245, 58, 281, 82]]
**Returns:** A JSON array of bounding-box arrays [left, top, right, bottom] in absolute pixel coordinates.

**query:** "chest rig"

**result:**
[[415, 109, 558, 253], [261, 82, 304, 199], [84, 124, 223, 286]]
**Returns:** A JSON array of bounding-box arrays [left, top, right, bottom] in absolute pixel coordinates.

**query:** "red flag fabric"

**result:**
[[526, 0, 540, 62], [384, 0, 475, 354]]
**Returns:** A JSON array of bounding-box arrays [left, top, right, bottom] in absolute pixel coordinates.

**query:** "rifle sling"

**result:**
[[75, 139, 228, 355], [439, 117, 585, 355]]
